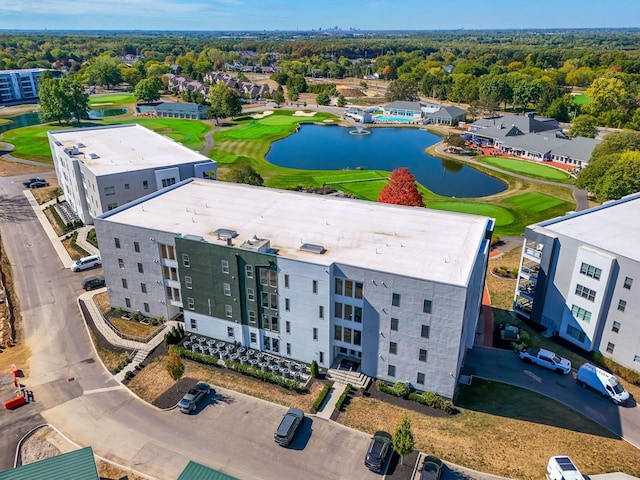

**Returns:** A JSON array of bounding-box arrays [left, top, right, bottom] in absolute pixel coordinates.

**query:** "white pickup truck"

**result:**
[[519, 347, 572, 374]]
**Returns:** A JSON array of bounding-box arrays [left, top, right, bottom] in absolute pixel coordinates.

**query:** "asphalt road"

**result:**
[[0, 173, 381, 479], [465, 347, 640, 448]]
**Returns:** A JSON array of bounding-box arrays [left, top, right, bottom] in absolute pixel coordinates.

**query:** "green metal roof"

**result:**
[[0, 446, 99, 480], [178, 460, 239, 480]]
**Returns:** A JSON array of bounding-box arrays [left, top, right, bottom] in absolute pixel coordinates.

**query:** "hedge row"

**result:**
[[377, 380, 456, 414], [225, 360, 307, 393], [593, 352, 640, 386], [312, 382, 333, 411], [335, 383, 352, 411]]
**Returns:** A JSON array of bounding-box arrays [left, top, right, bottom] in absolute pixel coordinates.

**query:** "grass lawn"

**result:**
[[479, 157, 572, 182], [0, 118, 10, 125], [89, 93, 136, 106], [105, 118, 210, 151], [426, 201, 515, 227], [573, 93, 592, 106], [505, 192, 566, 212], [1, 124, 64, 163]]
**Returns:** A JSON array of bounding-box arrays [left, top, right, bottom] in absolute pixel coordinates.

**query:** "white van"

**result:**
[[576, 363, 629, 405], [546, 456, 584, 480], [69, 255, 101, 272]]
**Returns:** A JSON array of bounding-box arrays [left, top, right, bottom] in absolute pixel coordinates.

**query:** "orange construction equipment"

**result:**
[[4, 395, 26, 409]]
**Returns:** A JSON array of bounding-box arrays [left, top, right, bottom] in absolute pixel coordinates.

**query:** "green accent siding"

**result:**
[[178, 460, 239, 480], [175, 236, 279, 331], [0, 446, 99, 480]]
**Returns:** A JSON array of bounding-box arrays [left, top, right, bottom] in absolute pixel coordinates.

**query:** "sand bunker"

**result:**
[[252, 110, 274, 119], [292, 110, 317, 117]]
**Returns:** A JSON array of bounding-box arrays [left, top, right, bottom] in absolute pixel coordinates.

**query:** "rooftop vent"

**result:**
[[75, 143, 86, 148], [300, 243, 326, 255], [214, 228, 238, 240], [88, 153, 100, 159]]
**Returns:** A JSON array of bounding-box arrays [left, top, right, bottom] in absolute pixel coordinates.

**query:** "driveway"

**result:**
[[465, 347, 640, 449]]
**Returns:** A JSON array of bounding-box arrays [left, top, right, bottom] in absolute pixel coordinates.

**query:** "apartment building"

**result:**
[[94, 179, 494, 398], [0, 68, 60, 104], [514, 192, 640, 373], [48, 124, 217, 224]]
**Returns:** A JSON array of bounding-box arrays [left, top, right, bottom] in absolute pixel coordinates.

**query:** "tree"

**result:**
[[222, 88, 242, 118], [270, 72, 289, 85], [38, 76, 71, 125], [166, 345, 185, 392], [337, 94, 347, 107], [65, 79, 90, 125], [120, 66, 143, 88], [84, 54, 122, 88], [225, 163, 264, 186], [378, 167, 424, 207], [134, 77, 162, 103], [385, 78, 418, 102], [273, 90, 285, 106], [569, 115, 598, 138], [316, 92, 330, 106], [595, 152, 640, 201], [208, 81, 229, 125], [393, 415, 415, 466]]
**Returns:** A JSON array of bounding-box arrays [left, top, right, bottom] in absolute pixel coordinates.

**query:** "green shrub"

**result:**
[[70, 231, 90, 257], [408, 391, 457, 414], [376, 380, 395, 395], [393, 381, 410, 398], [164, 324, 185, 347], [310, 360, 319, 378], [592, 352, 640, 386], [335, 383, 352, 410], [312, 382, 333, 411], [124, 370, 135, 380]]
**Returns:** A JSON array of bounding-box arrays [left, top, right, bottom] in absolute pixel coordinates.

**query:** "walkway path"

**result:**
[[315, 382, 347, 420], [0, 141, 54, 169], [75, 226, 100, 256], [199, 124, 220, 157]]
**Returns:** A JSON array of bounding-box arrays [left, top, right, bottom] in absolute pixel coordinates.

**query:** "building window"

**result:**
[[185, 276, 192, 289], [286, 321, 291, 334], [634, 355, 640, 365], [272, 339, 280, 353], [248, 310, 256, 323], [161, 178, 176, 188], [246, 265, 253, 278], [114, 237, 121, 249], [612, 321, 621, 333], [417, 372, 425, 385], [423, 299, 432, 314], [421, 325, 430, 338], [565, 324, 586, 342], [390, 318, 399, 331], [227, 327, 234, 339], [187, 297, 195, 310], [354, 330, 361, 346], [247, 288, 255, 301], [173, 288, 180, 302], [261, 292, 278, 310], [335, 278, 343, 295], [287, 343, 291, 356], [618, 299, 626, 312], [606, 342, 615, 354], [125, 298, 131, 308], [334, 302, 342, 319], [355, 282, 363, 299], [419, 349, 428, 362], [319, 305, 324, 319], [225, 305, 233, 318], [118, 258, 124, 269], [221, 260, 229, 274], [319, 351, 324, 364], [190, 319, 197, 330], [143, 180, 149, 190], [250, 332, 257, 343], [160, 244, 175, 260], [223, 283, 231, 296], [166, 286, 173, 299], [313, 327, 318, 340], [182, 254, 190, 267], [122, 278, 128, 289], [284, 274, 290, 288], [140, 283, 147, 294], [104, 186, 115, 196], [133, 241, 140, 253], [624, 277, 633, 289], [137, 262, 144, 274], [388, 365, 396, 377], [580, 262, 601, 280], [260, 269, 277, 287], [312, 280, 318, 294], [389, 342, 397, 355], [571, 305, 592, 323], [124, 183, 130, 190], [334, 325, 342, 341], [264, 337, 271, 350], [575, 284, 596, 302], [285, 298, 290, 311], [392, 293, 401, 307], [107, 202, 118, 211], [143, 302, 149, 313]]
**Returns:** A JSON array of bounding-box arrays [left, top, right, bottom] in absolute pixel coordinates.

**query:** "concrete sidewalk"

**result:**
[[315, 382, 347, 420]]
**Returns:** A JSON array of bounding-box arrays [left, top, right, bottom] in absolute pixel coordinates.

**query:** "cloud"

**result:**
[[0, 0, 222, 17]]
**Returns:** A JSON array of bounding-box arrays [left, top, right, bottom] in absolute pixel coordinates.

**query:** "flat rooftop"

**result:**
[[48, 124, 212, 176], [535, 192, 640, 262], [102, 179, 492, 286]]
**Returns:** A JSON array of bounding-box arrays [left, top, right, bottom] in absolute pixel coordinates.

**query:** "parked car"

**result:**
[[576, 363, 629, 405], [421, 455, 443, 480], [364, 431, 392, 473], [546, 456, 585, 480], [178, 382, 211, 413], [69, 255, 101, 272], [28, 180, 50, 188], [81, 276, 105, 291], [22, 177, 45, 187], [274, 407, 304, 447], [518, 347, 572, 374]]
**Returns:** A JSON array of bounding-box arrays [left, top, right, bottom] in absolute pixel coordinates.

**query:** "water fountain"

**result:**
[[348, 125, 371, 136]]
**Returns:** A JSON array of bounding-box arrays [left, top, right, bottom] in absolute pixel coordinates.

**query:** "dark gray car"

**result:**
[[274, 407, 304, 446], [364, 431, 392, 472]]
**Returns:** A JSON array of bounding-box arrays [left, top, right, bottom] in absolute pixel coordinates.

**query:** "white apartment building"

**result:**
[[0, 68, 60, 104], [514, 192, 640, 373], [48, 124, 217, 224], [94, 179, 494, 398]]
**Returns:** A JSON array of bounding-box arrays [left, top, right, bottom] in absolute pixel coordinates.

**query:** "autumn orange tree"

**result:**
[[377, 167, 424, 207]]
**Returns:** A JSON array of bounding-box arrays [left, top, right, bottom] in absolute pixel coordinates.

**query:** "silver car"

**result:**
[[178, 382, 211, 413]]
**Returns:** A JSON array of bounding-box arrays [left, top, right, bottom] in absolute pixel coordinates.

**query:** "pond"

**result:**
[[266, 125, 507, 198], [0, 108, 128, 134]]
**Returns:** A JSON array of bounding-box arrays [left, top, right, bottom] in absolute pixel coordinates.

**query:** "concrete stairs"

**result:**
[[326, 368, 371, 390]]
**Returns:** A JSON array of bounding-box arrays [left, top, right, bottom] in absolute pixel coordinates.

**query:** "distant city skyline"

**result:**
[[0, 0, 638, 31]]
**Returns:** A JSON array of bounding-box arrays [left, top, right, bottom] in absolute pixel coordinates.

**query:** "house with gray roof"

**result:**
[[381, 101, 467, 125], [467, 113, 600, 167]]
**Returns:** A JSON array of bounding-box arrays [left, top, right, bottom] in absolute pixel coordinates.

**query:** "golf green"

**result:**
[[505, 192, 566, 212], [426, 201, 515, 226], [480, 157, 570, 181]]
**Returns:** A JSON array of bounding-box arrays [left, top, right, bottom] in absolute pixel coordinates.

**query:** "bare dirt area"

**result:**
[[0, 158, 52, 178], [29, 178, 60, 204]]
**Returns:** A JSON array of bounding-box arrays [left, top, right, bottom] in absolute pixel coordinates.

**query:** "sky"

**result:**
[[0, 0, 638, 31]]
